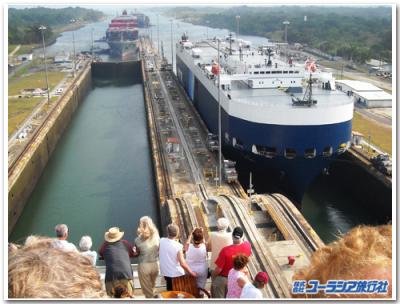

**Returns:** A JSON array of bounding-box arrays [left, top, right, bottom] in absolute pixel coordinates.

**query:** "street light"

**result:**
[[217, 38, 222, 187], [170, 19, 173, 72], [38, 25, 50, 105], [91, 27, 94, 60], [70, 19, 76, 78], [236, 15, 240, 40], [157, 14, 160, 54]]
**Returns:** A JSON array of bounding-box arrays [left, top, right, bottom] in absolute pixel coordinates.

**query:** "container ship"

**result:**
[[132, 12, 150, 28], [175, 33, 354, 201], [106, 10, 139, 59]]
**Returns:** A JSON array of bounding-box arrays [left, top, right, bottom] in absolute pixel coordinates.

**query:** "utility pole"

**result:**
[[170, 19, 173, 72], [91, 28, 94, 60], [39, 25, 50, 105], [157, 14, 160, 54], [72, 30, 76, 78], [217, 39, 222, 187], [236, 15, 240, 40], [70, 19, 76, 78]]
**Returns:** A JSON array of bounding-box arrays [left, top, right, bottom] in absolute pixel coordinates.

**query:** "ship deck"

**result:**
[[180, 40, 354, 109], [229, 80, 353, 108]]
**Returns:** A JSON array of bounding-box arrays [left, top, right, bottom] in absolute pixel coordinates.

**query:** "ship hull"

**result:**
[[176, 55, 352, 201]]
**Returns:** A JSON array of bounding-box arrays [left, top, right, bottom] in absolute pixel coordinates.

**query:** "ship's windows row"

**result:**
[[243, 141, 348, 159], [251, 144, 337, 159], [249, 70, 301, 75]]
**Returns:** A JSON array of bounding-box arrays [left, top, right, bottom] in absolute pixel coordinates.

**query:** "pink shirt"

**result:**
[[226, 268, 245, 298]]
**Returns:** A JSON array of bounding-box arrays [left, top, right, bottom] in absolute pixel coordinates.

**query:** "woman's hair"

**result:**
[[137, 216, 159, 240], [8, 236, 105, 298], [233, 253, 249, 270], [292, 224, 392, 298], [192, 227, 204, 244], [79, 236, 93, 252]]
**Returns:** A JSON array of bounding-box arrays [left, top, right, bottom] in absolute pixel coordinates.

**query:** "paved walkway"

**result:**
[[9, 45, 21, 57]]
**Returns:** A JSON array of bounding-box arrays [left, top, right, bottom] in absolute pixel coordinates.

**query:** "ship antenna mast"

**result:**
[[266, 48, 272, 66], [292, 73, 317, 107]]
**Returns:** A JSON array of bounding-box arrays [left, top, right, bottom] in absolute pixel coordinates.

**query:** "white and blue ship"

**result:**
[[175, 34, 354, 201]]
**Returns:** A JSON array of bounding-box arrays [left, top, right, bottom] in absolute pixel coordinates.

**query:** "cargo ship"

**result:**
[[106, 10, 139, 59], [175, 33, 354, 201], [132, 12, 150, 28]]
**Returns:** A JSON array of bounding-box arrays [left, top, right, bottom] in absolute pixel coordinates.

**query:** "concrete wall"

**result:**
[[330, 152, 392, 222], [8, 65, 92, 235]]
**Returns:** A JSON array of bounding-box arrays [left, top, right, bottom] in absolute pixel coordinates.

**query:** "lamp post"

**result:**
[[91, 27, 94, 60], [70, 19, 76, 78], [38, 25, 50, 105], [170, 19, 173, 72], [217, 38, 222, 187], [157, 14, 160, 54], [236, 15, 240, 41]]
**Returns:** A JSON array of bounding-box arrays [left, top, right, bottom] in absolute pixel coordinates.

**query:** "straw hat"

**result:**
[[104, 227, 124, 243]]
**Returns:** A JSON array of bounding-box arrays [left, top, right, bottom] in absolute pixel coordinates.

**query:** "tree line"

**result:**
[[166, 5, 392, 63], [9, 7, 104, 45]]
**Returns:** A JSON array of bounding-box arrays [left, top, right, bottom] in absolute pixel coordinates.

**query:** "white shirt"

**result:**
[[52, 239, 78, 252], [240, 282, 263, 299], [186, 243, 207, 270], [209, 230, 232, 270], [81, 250, 98, 266], [159, 237, 185, 277]]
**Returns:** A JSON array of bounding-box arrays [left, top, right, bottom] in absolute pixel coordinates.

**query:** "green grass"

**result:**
[[8, 44, 18, 54], [352, 112, 392, 155], [9, 44, 39, 56], [9, 71, 66, 96], [8, 97, 42, 136], [8, 96, 59, 136]]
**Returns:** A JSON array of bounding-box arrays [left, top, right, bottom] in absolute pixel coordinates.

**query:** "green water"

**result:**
[[10, 81, 159, 251], [301, 174, 383, 243]]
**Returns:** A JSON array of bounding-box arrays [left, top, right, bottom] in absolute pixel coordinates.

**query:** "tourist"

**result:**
[[226, 254, 249, 298], [99, 227, 136, 297], [159, 223, 197, 291], [292, 224, 392, 298], [206, 217, 232, 271], [9, 236, 105, 298], [79, 235, 97, 266], [52, 224, 78, 252], [211, 226, 252, 298], [184, 227, 208, 293], [240, 272, 268, 299], [135, 216, 160, 298]]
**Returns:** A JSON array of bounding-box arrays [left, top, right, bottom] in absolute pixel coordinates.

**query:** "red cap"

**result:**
[[255, 272, 269, 284]]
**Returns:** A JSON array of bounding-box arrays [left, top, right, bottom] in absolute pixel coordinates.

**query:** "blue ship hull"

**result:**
[[176, 57, 352, 201]]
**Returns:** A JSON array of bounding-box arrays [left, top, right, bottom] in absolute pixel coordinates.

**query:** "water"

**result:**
[[301, 174, 383, 243], [13, 6, 386, 246], [10, 81, 158, 250]]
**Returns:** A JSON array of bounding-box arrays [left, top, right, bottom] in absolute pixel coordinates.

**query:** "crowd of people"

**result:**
[[8, 218, 392, 299]]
